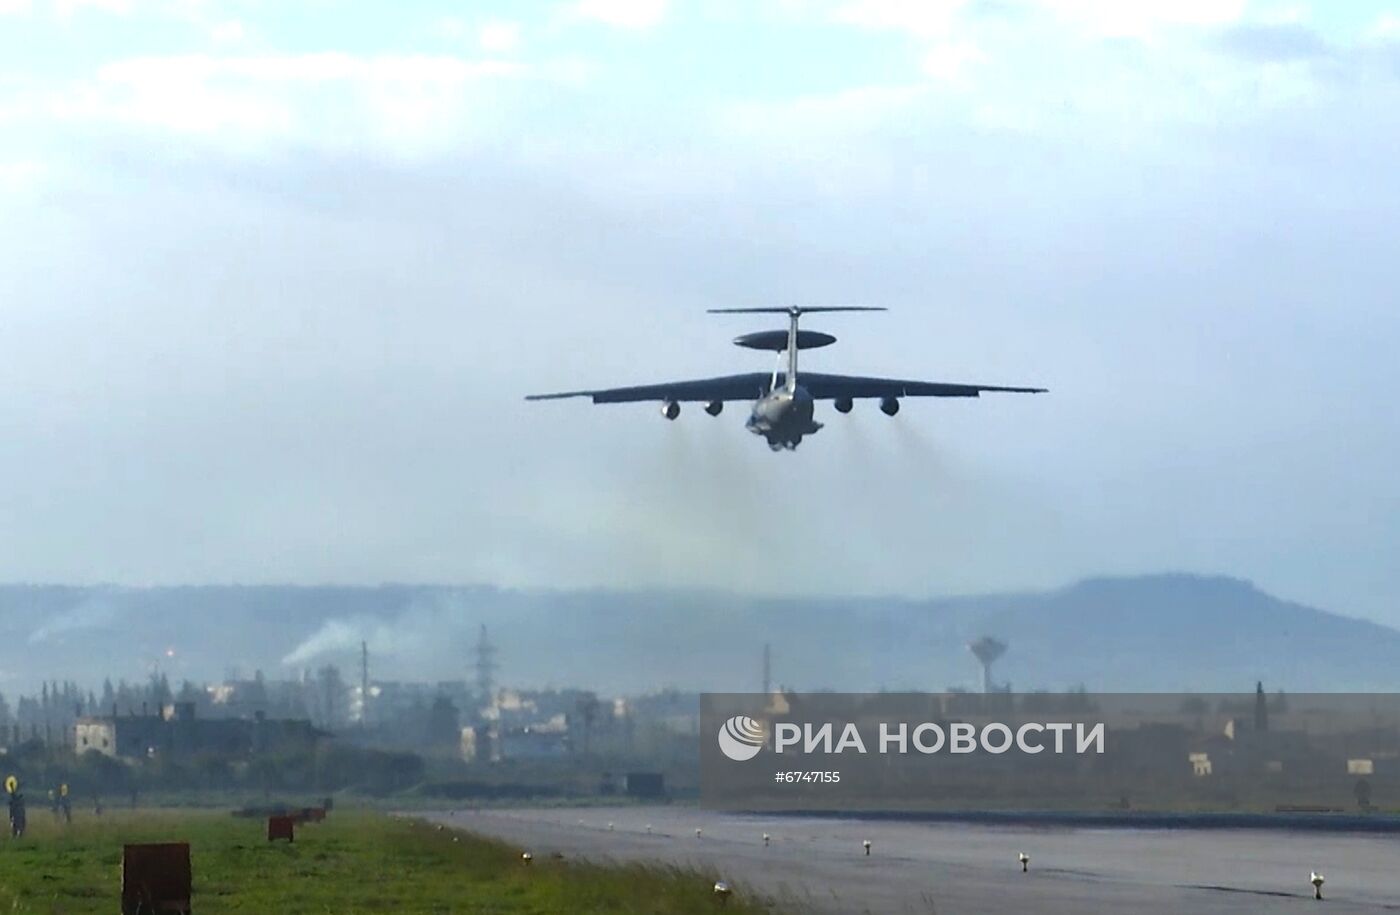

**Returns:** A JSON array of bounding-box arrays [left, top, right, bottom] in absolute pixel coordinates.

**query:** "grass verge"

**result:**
[[0, 809, 773, 914]]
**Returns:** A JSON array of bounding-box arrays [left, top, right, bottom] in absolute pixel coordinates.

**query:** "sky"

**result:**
[[0, 0, 1398, 625]]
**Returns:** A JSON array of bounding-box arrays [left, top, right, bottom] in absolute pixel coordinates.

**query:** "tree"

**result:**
[[149, 673, 172, 707], [176, 681, 202, 704]]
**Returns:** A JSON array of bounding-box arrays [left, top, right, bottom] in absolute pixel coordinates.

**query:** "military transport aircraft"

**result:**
[[527, 307, 1046, 451]]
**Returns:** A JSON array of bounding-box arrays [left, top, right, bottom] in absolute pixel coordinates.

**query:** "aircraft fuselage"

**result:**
[[747, 384, 822, 450]]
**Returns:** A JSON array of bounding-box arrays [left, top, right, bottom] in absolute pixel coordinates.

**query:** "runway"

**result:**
[[421, 806, 1400, 914]]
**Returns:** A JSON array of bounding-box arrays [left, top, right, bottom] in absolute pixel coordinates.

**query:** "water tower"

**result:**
[[968, 637, 1008, 694]]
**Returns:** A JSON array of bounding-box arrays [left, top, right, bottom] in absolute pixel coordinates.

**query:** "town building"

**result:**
[[74, 702, 322, 761]]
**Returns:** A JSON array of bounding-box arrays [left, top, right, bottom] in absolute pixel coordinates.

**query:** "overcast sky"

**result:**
[[0, 0, 1397, 625]]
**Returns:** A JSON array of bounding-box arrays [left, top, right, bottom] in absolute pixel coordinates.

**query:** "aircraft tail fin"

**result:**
[[708, 307, 885, 393]]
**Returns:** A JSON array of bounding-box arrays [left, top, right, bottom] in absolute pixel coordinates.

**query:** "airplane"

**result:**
[[526, 306, 1046, 451]]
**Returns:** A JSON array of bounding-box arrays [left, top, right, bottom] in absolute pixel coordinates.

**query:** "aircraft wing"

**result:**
[[799, 372, 1047, 399], [526, 372, 772, 404]]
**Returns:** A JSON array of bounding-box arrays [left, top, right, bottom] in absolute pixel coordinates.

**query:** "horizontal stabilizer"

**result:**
[[708, 306, 886, 315]]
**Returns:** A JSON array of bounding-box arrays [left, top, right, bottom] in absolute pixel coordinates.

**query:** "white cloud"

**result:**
[[1253, 3, 1310, 26], [437, 15, 468, 39], [1370, 13, 1400, 40], [832, 0, 966, 37], [717, 0, 1356, 170], [1029, 0, 1247, 38], [0, 159, 45, 193], [209, 18, 244, 43], [718, 84, 936, 186], [723, 83, 926, 137], [570, 0, 668, 30], [0, 0, 31, 13], [53, 0, 131, 17], [479, 20, 522, 54], [921, 40, 985, 85], [27, 53, 532, 156], [801, 0, 1342, 147], [833, 0, 1248, 40], [94, 53, 524, 84]]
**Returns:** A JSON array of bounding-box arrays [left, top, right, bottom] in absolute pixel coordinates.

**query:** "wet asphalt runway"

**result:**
[[421, 806, 1400, 914]]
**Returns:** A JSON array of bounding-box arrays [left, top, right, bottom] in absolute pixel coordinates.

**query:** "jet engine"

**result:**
[[880, 397, 900, 416], [661, 401, 680, 420], [834, 397, 854, 414], [705, 400, 723, 416]]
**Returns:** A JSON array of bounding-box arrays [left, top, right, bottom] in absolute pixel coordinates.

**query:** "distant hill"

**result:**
[[0, 574, 1396, 695]]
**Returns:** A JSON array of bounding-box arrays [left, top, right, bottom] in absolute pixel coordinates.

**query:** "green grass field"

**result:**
[[0, 809, 773, 914]]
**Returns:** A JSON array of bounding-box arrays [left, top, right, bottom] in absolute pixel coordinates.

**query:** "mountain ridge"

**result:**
[[0, 573, 1394, 695]]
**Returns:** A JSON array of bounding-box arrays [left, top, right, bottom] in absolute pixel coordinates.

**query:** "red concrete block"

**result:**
[[122, 842, 191, 915]]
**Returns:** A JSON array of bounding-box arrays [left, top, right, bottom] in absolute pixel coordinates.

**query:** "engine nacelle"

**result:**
[[880, 396, 900, 416], [834, 397, 854, 414], [705, 400, 723, 416], [661, 401, 680, 420]]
